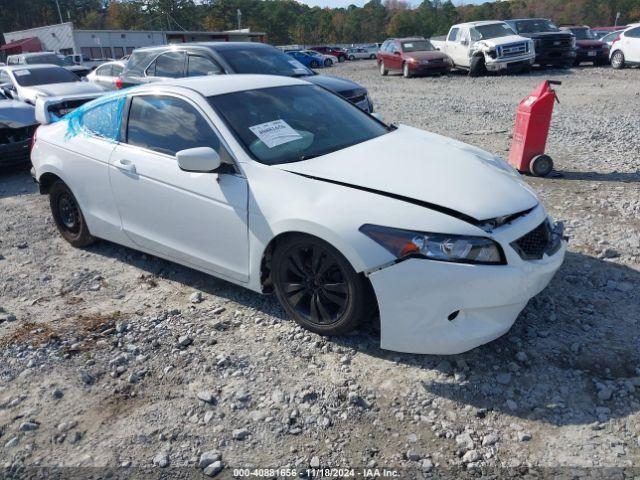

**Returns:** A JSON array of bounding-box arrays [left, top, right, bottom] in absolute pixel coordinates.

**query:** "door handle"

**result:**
[[115, 158, 136, 173]]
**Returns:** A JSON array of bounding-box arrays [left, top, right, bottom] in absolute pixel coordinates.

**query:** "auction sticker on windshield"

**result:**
[[249, 120, 302, 148]]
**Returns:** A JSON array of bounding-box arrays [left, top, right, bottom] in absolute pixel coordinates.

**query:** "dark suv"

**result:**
[[505, 19, 576, 67], [119, 42, 372, 112]]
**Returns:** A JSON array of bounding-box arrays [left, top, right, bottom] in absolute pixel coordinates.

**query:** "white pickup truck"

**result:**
[[431, 21, 535, 76]]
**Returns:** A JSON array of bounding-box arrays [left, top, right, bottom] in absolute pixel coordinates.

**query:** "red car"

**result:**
[[560, 26, 610, 65], [377, 37, 452, 78], [309, 46, 347, 63]]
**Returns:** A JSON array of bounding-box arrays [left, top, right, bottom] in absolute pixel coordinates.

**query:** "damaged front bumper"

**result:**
[[367, 208, 566, 355], [485, 54, 535, 71]]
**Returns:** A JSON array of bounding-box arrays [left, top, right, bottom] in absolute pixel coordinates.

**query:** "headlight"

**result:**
[[360, 224, 505, 265], [407, 57, 417, 63]]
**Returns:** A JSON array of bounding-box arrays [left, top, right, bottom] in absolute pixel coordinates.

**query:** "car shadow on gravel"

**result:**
[[553, 170, 640, 183], [0, 166, 37, 199], [331, 251, 640, 427]]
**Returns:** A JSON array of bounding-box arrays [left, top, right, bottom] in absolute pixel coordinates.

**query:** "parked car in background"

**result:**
[[504, 18, 576, 67], [86, 61, 126, 89], [592, 26, 629, 39], [310, 46, 347, 62], [377, 37, 452, 78], [31, 74, 565, 355], [559, 26, 609, 65], [0, 90, 37, 168], [431, 21, 534, 76], [600, 30, 625, 47], [286, 50, 326, 68], [609, 24, 640, 69], [119, 43, 373, 112], [6, 52, 91, 78], [64, 54, 113, 70], [346, 48, 373, 60], [0, 65, 106, 105], [304, 50, 338, 66]]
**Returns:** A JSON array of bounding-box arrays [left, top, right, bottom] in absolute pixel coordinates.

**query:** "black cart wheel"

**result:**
[[272, 235, 370, 335], [49, 180, 96, 247], [530, 154, 554, 177]]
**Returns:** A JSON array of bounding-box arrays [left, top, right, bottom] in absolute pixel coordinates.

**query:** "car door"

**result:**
[[144, 50, 186, 82], [450, 27, 470, 67], [108, 93, 250, 282], [388, 42, 402, 69]]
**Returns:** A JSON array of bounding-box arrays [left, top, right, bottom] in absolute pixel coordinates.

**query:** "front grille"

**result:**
[[539, 36, 572, 49], [511, 221, 552, 260], [498, 42, 528, 57]]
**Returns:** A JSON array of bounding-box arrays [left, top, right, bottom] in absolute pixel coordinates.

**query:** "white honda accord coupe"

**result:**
[[30, 74, 566, 355]]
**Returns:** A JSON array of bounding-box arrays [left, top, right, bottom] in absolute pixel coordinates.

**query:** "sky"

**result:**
[[297, 0, 493, 8]]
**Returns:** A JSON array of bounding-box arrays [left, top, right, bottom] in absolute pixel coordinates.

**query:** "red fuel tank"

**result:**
[[508, 80, 560, 177]]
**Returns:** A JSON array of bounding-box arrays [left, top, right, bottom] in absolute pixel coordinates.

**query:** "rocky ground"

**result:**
[[1, 61, 639, 479]]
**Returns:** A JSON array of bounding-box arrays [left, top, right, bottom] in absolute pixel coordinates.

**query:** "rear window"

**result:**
[[25, 54, 64, 66], [215, 46, 312, 77], [12, 67, 78, 87]]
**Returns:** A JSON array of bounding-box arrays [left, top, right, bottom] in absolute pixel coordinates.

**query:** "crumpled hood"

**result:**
[[278, 125, 539, 221], [475, 34, 531, 48], [0, 100, 36, 128], [22, 82, 105, 102]]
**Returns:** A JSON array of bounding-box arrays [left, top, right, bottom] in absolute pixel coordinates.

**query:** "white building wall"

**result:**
[[3, 23, 76, 54]]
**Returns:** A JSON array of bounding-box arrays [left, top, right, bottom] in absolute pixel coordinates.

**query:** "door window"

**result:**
[[80, 98, 125, 140], [95, 64, 112, 76], [147, 51, 185, 78], [126, 95, 220, 156], [448, 28, 459, 42], [112, 64, 124, 76], [626, 27, 640, 38], [187, 55, 222, 76]]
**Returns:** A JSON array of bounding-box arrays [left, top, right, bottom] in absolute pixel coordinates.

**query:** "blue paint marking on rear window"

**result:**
[[60, 91, 128, 142]]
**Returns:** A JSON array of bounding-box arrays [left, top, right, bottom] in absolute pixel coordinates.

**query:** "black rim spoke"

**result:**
[[280, 243, 350, 327]]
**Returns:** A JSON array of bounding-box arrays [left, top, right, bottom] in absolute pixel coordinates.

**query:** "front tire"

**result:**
[[272, 235, 370, 336], [402, 62, 412, 78], [611, 51, 625, 69], [49, 180, 95, 247], [338, 56, 345, 63], [324, 58, 332, 67], [469, 55, 486, 77], [379, 61, 388, 76], [310, 60, 319, 68]]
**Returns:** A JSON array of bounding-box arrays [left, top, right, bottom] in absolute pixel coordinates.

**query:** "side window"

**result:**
[[626, 27, 640, 38], [448, 28, 459, 42], [0, 70, 11, 85], [187, 55, 222, 77], [81, 99, 124, 140], [112, 64, 124, 76], [126, 95, 220, 156], [470, 28, 481, 42], [95, 65, 112, 76], [147, 51, 185, 78], [460, 29, 469, 42]]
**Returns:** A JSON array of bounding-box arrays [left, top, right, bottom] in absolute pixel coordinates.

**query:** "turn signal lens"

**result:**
[[360, 224, 504, 265]]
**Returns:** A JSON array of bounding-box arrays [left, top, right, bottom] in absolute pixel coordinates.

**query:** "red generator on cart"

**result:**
[[508, 80, 561, 177]]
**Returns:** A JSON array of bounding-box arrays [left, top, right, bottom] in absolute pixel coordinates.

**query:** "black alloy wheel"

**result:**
[[272, 235, 370, 335]]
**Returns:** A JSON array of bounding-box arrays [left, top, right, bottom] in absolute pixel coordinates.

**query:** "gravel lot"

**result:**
[[1, 61, 639, 478]]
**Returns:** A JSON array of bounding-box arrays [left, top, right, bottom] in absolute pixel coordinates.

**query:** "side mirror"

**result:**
[[177, 147, 221, 173], [393, 51, 401, 56], [461, 39, 468, 46]]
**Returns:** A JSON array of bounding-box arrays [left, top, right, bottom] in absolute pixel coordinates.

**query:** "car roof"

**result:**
[[456, 21, 509, 27], [507, 18, 552, 22], [133, 41, 272, 53], [131, 74, 309, 97], [1, 64, 64, 72]]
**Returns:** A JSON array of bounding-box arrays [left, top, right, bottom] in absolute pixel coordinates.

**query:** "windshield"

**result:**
[[570, 28, 595, 40], [472, 23, 516, 40], [25, 54, 64, 66], [12, 67, 79, 86], [209, 85, 388, 165], [515, 19, 559, 33], [401, 40, 435, 52], [216, 47, 313, 77]]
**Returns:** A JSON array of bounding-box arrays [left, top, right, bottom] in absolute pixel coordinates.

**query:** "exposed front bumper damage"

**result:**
[[368, 208, 566, 355], [486, 54, 535, 71]]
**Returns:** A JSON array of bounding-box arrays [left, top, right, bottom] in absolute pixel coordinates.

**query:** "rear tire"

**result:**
[[310, 60, 319, 68], [272, 234, 370, 336], [369, 54, 376, 59], [324, 58, 332, 67], [49, 180, 95, 247], [379, 61, 388, 76], [348, 55, 355, 61], [611, 51, 625, 69], [338, 56, 345, 63], [469, 55, 486, 77]]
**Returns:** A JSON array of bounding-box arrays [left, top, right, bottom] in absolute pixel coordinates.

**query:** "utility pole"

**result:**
[[237, 9, 242, 30], [614, 12, 620, 27], [54, 0, 64, 24]]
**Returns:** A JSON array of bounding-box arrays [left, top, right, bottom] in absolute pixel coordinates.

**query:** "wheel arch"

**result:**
[[37, 168, 67, 194], [255, 223, 369, 293]]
